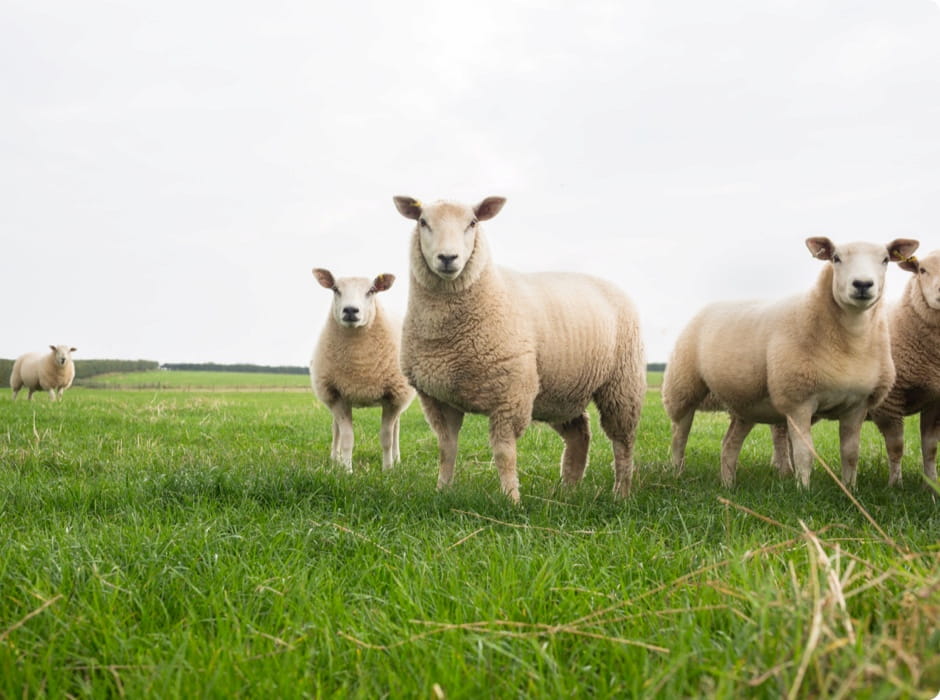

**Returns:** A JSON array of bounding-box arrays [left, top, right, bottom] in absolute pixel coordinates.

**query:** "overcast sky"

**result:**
[[3, 0, 939, 366]]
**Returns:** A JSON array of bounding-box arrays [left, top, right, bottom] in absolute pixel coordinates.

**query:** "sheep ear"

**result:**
[[887, 238, 919, 265], [70, 347, 77, 353], [805, 237, 835, 261], [474, 196, 506, 221], [371, 273, 395, 293], [394, 196, 422, 220], [899, 259, 919, 273], [49, 345, 56, 352], [312, 268, 335, 289]]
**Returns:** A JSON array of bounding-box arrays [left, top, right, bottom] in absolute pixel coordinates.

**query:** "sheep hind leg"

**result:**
[[720, 417, 754, 488], [770, 424, 792, 477], [919, 404, 940, 483], [379, 402, 404, 470], [328, 403, 354, 472], [594, 390, 642, 500], [551, 412, 591, 486], [417, 391, 464, 491], [838, 405, 867, 490], [874, 414, 905, 487]]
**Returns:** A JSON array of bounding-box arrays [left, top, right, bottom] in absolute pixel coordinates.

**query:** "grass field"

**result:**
[[77, 370, 311, 390], [1, 377, 938, 698]]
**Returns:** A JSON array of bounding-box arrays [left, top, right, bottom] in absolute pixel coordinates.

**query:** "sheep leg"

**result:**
[[874, 414, 906, 487], [392, 414, 402, 464], [720, 417, 754, 488], [786, 408, 816, 489], [919, 404, 940, 483], [669, 411, 695, 472], [330, 417, 341, 462], [328, 402, 354, 472], [770, 424, 792, 477], [48, 389, 57, 401], [417, 391, 464, 490], [489, 418, 523, 504], [551, 412, 591, 486], [379, 403, 402, 470], [838, 405, 867, 490]]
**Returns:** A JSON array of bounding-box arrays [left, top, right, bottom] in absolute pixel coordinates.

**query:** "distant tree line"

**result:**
[[160, 363, 309, 375], [647, 362, 666, 372], [0, 358, 160, 388]]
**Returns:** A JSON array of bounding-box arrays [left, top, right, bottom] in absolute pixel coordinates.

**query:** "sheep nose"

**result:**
[[438, 254, 458, 268], [342, 306, 359, 318], [853, 280, 874, 292]]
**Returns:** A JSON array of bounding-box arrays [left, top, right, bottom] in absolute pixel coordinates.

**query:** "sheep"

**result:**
[[11, 345, 77, 401], [662, 236, 919, 489], [393, 195, 646, 503], [309, 268, 416, 471], [869, 250, 940, 486]]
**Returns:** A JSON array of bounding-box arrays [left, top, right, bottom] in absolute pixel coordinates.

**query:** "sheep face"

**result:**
[[901, 251, 940, 311], [49, 345, 76, 367], [806, 237, 919, 311], [394, 196, 506, 281], [313, 268, 395, 329]]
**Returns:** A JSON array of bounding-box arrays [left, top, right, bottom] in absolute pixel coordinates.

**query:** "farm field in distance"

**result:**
[[0, 372, 937, 697]]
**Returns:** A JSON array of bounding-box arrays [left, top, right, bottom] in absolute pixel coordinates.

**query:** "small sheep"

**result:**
[[11, 345, 77, 401], [869, 250, 940, 486], [393, 195, 646, 503], [662, 237, 919, 489], [310, 268, 416, 471]]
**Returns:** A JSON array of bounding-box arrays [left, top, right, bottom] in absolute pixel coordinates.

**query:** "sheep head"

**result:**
[[806, 237, 919, 312], [313, 268, 395, 329], [394, 196, 506, 282], [49, 345, 76, 366], [900, 249, 940, 311]]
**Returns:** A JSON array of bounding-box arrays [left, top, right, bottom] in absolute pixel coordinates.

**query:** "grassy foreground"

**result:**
[[0, 380, 938, 698]]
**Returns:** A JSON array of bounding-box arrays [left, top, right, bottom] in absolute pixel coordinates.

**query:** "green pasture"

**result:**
[[0, 382, 937, 698], [77, 370, 311, 390]]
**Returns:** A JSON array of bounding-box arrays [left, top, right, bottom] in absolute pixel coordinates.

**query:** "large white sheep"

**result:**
[[310, 268, 416, 471], [662, 237, 919, 489], [393, 195, 646, 503], [869, 250, 940, 486], [11, 345, 77, 401]]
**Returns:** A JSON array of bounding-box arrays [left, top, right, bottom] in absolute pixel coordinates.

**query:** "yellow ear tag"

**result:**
[[892, 250, 918, 264]]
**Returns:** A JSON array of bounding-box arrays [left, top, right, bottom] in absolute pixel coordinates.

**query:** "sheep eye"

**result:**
[[832, 255, 841, 264], [469, 219, 477, 229], [882, 257, 889, 265], [921, 268, 928, 275], [419, 218, 428, 228]]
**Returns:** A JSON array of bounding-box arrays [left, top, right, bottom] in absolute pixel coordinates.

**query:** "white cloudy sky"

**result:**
[[2, 0, 939, 366]]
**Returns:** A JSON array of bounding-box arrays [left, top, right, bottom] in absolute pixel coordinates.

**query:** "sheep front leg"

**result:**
[[838, 405, 867, 490], [328, 402, 354, 472], [417, 391, 464, 490], [874, 414, 906, 487], [720, 416, 754, 488], [786, 407, 816, 489], [919, 403, 940, 483], [489, 418, 523, 504]]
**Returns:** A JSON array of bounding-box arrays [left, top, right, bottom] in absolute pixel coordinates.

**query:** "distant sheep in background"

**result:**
[[310, 268, 415, 471], [393, 195, 646, 503], [11, 345, 77, 401], [870, 249, 940, 486], [663, 236, 918, 489]]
